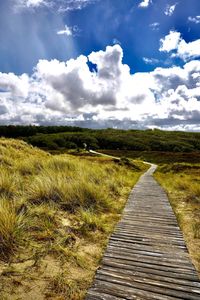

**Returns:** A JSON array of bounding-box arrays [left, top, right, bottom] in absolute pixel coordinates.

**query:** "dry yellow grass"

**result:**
[[0, 138, 147, 299]]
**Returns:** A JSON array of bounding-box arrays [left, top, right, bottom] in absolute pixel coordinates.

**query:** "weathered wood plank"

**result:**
[[106, 246, 192, 266], [103, 252, 194, 270], [89, 280, 180, 300], [95, 272, 200, 299], [99, 265, 200, 293], [109, 236, 187, 249], [107, 242, 190, 259], [97, 269, 200, 294], [86, 164, 200, 299], [102, 257, 198, 277], [101, 264, 200, 287], [86, 291, 125, 300]]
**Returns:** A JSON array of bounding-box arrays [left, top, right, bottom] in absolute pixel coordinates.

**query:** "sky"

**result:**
[[0, 0, 200, 130]]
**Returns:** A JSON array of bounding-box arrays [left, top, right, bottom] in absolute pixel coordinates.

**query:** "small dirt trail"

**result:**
[[86, 164, 200, 299]]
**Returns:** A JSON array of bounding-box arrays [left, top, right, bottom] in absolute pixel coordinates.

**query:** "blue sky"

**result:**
[[0, 0, 200, 130]]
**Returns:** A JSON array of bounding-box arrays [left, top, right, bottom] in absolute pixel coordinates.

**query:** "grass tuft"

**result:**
[[0, 169, 18, 199], [0, 199, 25, 259], [46, 272, 87, 299]]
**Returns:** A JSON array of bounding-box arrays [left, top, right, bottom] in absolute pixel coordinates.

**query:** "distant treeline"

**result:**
[[0, 125, 89, 137], [0, 125, 200, 153]]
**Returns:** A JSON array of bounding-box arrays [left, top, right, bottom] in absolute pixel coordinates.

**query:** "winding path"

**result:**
[[86, 164, 200, 299]]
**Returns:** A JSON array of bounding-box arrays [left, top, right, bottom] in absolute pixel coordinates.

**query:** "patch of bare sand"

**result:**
[[0, 255, 62, 300]]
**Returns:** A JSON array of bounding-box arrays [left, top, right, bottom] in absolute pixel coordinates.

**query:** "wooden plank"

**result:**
[[108, 240, 189, 258], [116, 224, 182, 232], [86, 291, 125, 300], [111, 232, 186, 243], [103, 252, 194, 270], [109, 236, 187, 249], [102, 257, 198, 277], [102, 260, 200, 284], [115, 224, 183, 232], [91, 280, 180, 300], [97, 268, 200, 295], [100, 265, 200, 288], [106, 245, 192, 266], [96, 273, 200, 299]]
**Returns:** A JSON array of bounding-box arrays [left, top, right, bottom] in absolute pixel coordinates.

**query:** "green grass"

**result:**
[[155, 163, 200, 274], [0, 138, 147, 299]]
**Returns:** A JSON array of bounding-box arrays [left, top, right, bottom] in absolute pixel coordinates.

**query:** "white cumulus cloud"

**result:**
[[160, 31, 200, 61], [0, 73, 29, 98], [0, 45, 200, 130], [138, 0, 152, 8], [159, 31, 181, 52]]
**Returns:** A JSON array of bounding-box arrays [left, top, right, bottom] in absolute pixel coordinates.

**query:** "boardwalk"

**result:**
[[86, 164, 200, 299]]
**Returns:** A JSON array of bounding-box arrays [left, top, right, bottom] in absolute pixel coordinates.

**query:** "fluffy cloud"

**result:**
[[164, 3, 178, 16], [57, 25, 79, 36], [0, 73, 29, 98], [35, 45, 134, 111], [0, 45, 200, 130], [159, 31, 181, 52], [175, 39, 200, 61], [138, 0, 152, 8], [188, 16, 200, 24], [160, 31, 200, 61]]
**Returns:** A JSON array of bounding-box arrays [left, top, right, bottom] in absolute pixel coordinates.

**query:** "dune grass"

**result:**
[[0, 199, 26, 259], [155, 163, 200, 275], [0, 138, 146, 299]]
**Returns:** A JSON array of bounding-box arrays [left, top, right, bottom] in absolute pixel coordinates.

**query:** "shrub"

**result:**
[[119, 157, 140, 170]]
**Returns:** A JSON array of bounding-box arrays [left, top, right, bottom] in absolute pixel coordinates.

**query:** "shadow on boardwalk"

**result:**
[[86, 164, 200, 300]]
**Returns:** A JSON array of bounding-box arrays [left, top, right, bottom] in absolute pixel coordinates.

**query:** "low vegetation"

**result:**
[[97, 149, 200, 164], [155, 163, 200, 274], [1, 125, 200, 153], [0, 138, 146, 299]]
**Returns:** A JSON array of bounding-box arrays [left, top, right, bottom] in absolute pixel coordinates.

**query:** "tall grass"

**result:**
[[0, 199, 25, 259], [0, 170, 18, 199], [27, 168, 110, 212]]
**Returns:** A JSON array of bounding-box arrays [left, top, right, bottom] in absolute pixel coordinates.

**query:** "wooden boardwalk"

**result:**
[[86, 164, 200, 299]]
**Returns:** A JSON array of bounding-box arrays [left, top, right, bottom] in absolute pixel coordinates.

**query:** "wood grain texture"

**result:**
[[86, 165, 200, 299]]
